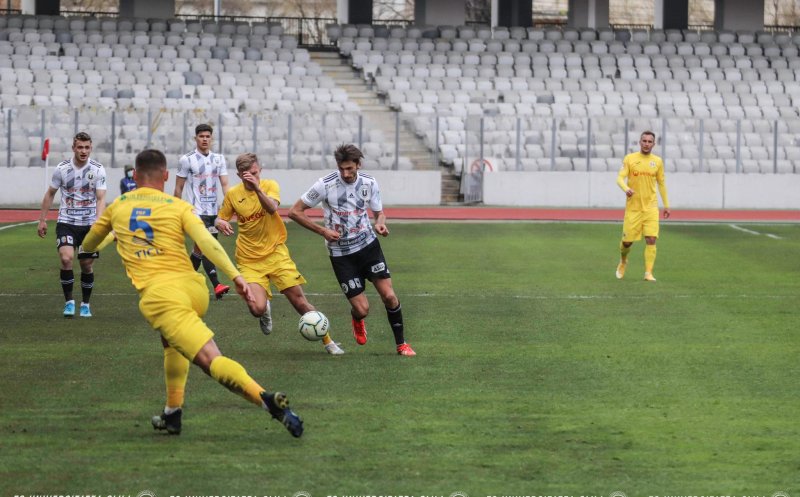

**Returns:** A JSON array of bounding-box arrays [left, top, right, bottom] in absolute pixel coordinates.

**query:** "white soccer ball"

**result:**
[[298, 311, 329, 341]]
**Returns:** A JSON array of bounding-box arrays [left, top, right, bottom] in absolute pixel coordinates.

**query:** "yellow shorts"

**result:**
[[138, 272, 213, 361], [238, 243, 307, 298], [622, 209, 660, 242]]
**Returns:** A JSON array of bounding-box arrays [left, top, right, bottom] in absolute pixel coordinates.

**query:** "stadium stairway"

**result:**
[[310, 50, 462, 203]]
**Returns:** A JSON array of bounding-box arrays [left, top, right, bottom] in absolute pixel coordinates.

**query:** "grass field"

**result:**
[[1, 220, 799, 497]]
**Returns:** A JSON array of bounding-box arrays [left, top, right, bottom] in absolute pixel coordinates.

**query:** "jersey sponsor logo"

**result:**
[[335, 231, 369, 247], [65, 208, 92, 216], [239, 210, 266, 224], [340, 282, 349, 293], [370, 262, 386, 273], [632, 170, 656, 177]]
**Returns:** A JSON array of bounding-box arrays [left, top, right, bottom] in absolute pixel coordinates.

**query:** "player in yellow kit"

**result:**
[[214, 152, 344, 355], [82, 149, 303, 437], [615, 131, 671, 281]]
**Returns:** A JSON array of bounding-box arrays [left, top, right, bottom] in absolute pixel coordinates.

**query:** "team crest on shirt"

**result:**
[[358, 184, 371, 200], [650, 161, 657, 168], [213, 156, 220, 164]]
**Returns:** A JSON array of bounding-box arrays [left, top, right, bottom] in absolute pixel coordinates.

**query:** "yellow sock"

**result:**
[[620, 241, 631, 262], [209, 356, 265, 407], [322, 333, 332, 345], [644, 244, 657, 273], [164, 346, 190, 409]]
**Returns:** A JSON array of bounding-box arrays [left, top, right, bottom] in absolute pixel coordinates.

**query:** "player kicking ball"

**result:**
[[289, 144, 416, 356], [215, 153, 344, 355]]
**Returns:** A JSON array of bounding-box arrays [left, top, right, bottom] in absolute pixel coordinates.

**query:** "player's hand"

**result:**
[[625, 189, 635, 197], [663, 209, 671, 219], [375, 223, 389, 237], [37, 220, 47, 238], [241, 171, 259, 190], [215, 219, 234, 236], [232, 276, 255, 303], [322, 228, 340, 243]]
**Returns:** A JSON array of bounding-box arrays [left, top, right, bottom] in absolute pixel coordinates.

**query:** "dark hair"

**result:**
[[195, 123, 213, 136], [334, 143, 364, 165], [135, 149, 167, 174], [73, 131, 92, 145], [641, 130, 656, 140]]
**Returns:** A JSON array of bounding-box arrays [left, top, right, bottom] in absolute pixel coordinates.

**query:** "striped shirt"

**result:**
[[51, 157, 107, 226], [176, 149, 228, 216], [300, 171, 382, 257]]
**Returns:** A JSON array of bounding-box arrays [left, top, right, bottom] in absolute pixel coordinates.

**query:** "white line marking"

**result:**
[[0, 221, 37, 231], [765, 233, 783, 240], [729, 224, 761, 235], [0, 292, 795, 300]]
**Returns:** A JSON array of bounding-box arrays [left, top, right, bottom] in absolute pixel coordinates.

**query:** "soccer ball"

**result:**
[[298, 311, 329, 341]]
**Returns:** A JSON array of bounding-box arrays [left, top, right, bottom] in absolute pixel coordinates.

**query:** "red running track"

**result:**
[[2, 207, 799, 223]]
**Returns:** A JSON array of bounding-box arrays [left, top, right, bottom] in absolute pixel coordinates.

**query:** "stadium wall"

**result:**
[[0, 168, 442, 207], [483, 172, 800, 209]]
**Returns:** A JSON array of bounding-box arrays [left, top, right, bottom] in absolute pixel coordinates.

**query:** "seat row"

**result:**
[[0, 15, 285, 37], [328, 23, 799, 46], [0, 30, 299, 49]]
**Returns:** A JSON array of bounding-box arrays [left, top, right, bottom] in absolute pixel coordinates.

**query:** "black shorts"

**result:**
[[330, 239, 391, 298], [56, 222, 99, 259], [200, 214, 219, 237]]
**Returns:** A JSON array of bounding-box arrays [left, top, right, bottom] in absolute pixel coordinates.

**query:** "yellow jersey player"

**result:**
[[214, 153, 344, 355], [615, 130, 671, 281], [82, 149, 303, 438]]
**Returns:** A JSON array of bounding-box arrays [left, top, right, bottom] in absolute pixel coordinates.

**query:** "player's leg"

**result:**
[[190, 244, 203, 271], [617, 211, 641, 279], [372, 277, 415, 356], [238, 261, 273, 334], [74, 225, 99, 317], [142, 278, 302, 437], [643, 212, 660, 281], [200, 215, 228, 299], [271, 246, 343, 354], [151, 336, 190, 434], [55, 223, 77, 317], [329, 252, 371, 345]]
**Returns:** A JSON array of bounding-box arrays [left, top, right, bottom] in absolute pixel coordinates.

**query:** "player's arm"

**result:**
[[219, 161, 230, 196], [657, 164, 671, 218], [616, 161, 633, 196], [37, 186, 59, 238], [214, 192, 235, 236], [289, 199, 340, 242], [95, 188, 107, 219], [186, 220, 253, 303], [373, 210, 389, 237], [81, 207, 114, 252], [173, 176, 187, 198]]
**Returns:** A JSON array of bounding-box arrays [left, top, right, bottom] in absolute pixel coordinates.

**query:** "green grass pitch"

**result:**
[[1, 220, 798, 495]]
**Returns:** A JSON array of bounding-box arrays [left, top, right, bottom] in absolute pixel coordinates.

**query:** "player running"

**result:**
[[214, 153, 344, 355], [82, 149, 303, 438], [289, 144, 416, 356]]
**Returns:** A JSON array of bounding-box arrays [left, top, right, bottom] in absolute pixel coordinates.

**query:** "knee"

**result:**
[[381, 292, 399, 309], [622, 242, 633, 248], [248, 302, 266, 317], [352, 300, 370, 320]]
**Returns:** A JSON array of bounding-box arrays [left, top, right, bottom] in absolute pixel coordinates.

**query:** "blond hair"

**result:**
[[235, 152, 259, 173]]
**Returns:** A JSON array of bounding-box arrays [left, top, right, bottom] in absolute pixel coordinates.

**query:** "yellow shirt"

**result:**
[[616, 152, 670, 212], [218, 179, 287, 263], [82, 187, 239, 291]]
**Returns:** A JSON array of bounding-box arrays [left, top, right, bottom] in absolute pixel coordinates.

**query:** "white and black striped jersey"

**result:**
[[50, 157, 107, 226], [176, 149, 228, 216], [300, 171, 383, 257]]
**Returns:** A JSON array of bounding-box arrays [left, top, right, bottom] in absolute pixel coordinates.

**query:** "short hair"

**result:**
[[641, 130, 656, 140], [135, 149, 167, 175], [73, 132, 92, 145], [235, 152, 259, 173], [334, 143, 364, 165], [195, 123, 213, 136]]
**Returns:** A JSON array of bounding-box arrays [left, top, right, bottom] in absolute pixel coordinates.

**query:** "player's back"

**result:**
[[107, 187, 198, 291]]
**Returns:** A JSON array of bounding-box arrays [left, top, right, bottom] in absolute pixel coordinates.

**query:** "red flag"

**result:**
[[41, 138, 49, 160]]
